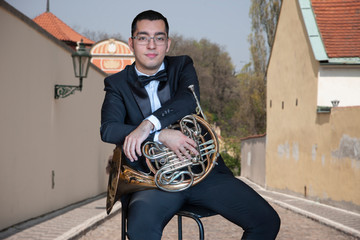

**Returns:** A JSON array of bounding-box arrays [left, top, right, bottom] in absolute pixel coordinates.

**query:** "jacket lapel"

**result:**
[[157, 80, 171, 105], [158, 58, 171, 104], [128, 65, 152, 118]]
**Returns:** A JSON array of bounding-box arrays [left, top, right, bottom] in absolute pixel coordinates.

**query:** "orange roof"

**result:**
[[33, 12, 94, 45], [311, 0, 360, 58]]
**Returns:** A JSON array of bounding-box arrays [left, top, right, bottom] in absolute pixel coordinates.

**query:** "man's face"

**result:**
[[129, 20, 171, 75]]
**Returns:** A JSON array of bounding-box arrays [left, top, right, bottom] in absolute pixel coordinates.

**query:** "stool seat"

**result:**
[[177, 204, 217, 218], [176, 205, 217, 240]]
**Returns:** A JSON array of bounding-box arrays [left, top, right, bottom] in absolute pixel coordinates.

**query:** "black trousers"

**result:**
[[125, 167, 280, 240]]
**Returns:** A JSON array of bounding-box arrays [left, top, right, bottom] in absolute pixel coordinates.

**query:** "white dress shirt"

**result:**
[[135, 63, 165, 142]]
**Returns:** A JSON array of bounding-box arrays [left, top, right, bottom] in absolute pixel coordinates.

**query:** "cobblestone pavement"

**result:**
[[1, 177, 359, 240], [76, 202, 358, 240]]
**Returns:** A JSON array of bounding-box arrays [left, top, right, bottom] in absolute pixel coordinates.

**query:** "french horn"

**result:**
[[106, 85, 219, 214]]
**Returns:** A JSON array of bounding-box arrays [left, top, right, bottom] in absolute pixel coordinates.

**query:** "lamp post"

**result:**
[[54, 40, 91, 99]]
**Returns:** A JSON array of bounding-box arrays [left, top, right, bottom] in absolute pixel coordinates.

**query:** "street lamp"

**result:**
[[54, 40, 91, 99]]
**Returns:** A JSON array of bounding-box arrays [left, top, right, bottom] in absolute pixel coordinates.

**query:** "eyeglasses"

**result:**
[[131, 35, 168, 45]]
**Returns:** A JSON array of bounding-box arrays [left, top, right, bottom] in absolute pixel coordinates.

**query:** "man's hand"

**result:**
[[123, 120, 154, 162], [158, 129, 199, 160]]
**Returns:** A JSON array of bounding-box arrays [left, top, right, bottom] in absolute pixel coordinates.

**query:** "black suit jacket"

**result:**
[[100, 55, 201, 171]]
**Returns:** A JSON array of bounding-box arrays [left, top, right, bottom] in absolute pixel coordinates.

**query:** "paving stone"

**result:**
[[1, 178, 359, 240]]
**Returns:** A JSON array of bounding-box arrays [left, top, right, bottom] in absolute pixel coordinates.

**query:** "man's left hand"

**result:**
[[158, 129, 199, 160]]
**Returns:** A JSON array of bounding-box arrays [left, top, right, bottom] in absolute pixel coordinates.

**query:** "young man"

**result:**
[[101, 10, 280, 240]]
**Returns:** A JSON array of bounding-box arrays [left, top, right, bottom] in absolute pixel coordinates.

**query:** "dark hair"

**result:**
[[131, 10, 169, 36]]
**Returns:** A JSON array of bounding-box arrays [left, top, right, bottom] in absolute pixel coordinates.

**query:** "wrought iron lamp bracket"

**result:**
[[54, 78, 83, 99]]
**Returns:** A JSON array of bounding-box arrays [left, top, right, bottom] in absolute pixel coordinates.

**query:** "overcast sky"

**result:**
[[6, 0, 252, 72]]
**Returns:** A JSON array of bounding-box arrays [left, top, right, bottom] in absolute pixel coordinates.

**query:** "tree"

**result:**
[[235, 0, 281, 138], [168, 36, 239, 129], [250, 0, 281, 51], [82, 29, 124, 42], [168, 36, 243, 173], [72, 26, 125, 42]]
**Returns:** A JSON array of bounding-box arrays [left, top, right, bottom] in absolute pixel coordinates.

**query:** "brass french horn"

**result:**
[[106, 85, 219, 214]]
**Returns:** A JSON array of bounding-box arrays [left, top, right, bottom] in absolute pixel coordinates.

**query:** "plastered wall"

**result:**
[[0, 5, 114, 229]]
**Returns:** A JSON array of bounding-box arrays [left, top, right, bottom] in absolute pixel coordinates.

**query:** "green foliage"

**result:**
[[249, 0, 282, 74], [221, 151, 241, 176], [169, 36, 239, 135], [166, 0, 281, 172], [250, 0, 281, 50]]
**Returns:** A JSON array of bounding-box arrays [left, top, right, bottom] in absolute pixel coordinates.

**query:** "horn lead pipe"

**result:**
[[188, 85, 207, 121]]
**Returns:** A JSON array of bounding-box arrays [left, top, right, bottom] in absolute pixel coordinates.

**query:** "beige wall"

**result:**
[[0, 4, 114, 230], [266, 0, 360, 211], [240, 135, 266, 187]]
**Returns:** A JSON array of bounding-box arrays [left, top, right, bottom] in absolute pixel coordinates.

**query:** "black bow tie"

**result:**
[[138, 70, 167, 87]]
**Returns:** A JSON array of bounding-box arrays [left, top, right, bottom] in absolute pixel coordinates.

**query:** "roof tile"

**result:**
[[33, 12, 94, 45], [311, 0, 360, 58]]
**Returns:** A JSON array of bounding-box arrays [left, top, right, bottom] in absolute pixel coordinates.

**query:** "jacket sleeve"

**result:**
[[100, 76, 155, 145]]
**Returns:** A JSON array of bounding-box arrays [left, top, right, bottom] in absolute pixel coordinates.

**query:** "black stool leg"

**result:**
[[121, 207, 127, 240], [178, 215, 183, 240], [191, 215, 205, 240], [177, 212, 205, 240], [121, 195, 130, 240]]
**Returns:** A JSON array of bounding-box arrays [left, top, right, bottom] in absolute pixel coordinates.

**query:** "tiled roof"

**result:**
[[311, 0, 360, 58], [33, 12, 94, 45]]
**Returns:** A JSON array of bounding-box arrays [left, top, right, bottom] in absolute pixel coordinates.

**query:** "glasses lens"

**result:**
[[134, 35, 167, 45], [154, 36, 166, 45], [135, 36, 148, 44]]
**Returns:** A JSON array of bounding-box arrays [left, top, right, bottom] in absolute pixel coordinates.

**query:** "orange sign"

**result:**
[[90, 39, 135, 74]]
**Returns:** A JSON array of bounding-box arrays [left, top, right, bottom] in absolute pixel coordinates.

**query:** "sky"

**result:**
[[5, 0, 252, 72]]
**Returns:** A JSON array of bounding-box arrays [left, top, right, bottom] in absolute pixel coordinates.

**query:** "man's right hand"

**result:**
[[158, 129, 199, 160], [123, 120, 154, 162]]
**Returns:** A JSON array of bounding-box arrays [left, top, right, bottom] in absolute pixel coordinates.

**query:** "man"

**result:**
[[101, 10, 280, 240]]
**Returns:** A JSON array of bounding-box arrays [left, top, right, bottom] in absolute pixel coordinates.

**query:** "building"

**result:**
[[0, 1, 114, 230], [265, 0, 360, 211], [33, 10, 94, 49]]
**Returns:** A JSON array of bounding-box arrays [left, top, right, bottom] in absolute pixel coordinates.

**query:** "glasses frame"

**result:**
[[131, 35, 168, 46]]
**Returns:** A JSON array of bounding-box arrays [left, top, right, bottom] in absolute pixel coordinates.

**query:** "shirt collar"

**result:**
[[135, 62, 165, 77]]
